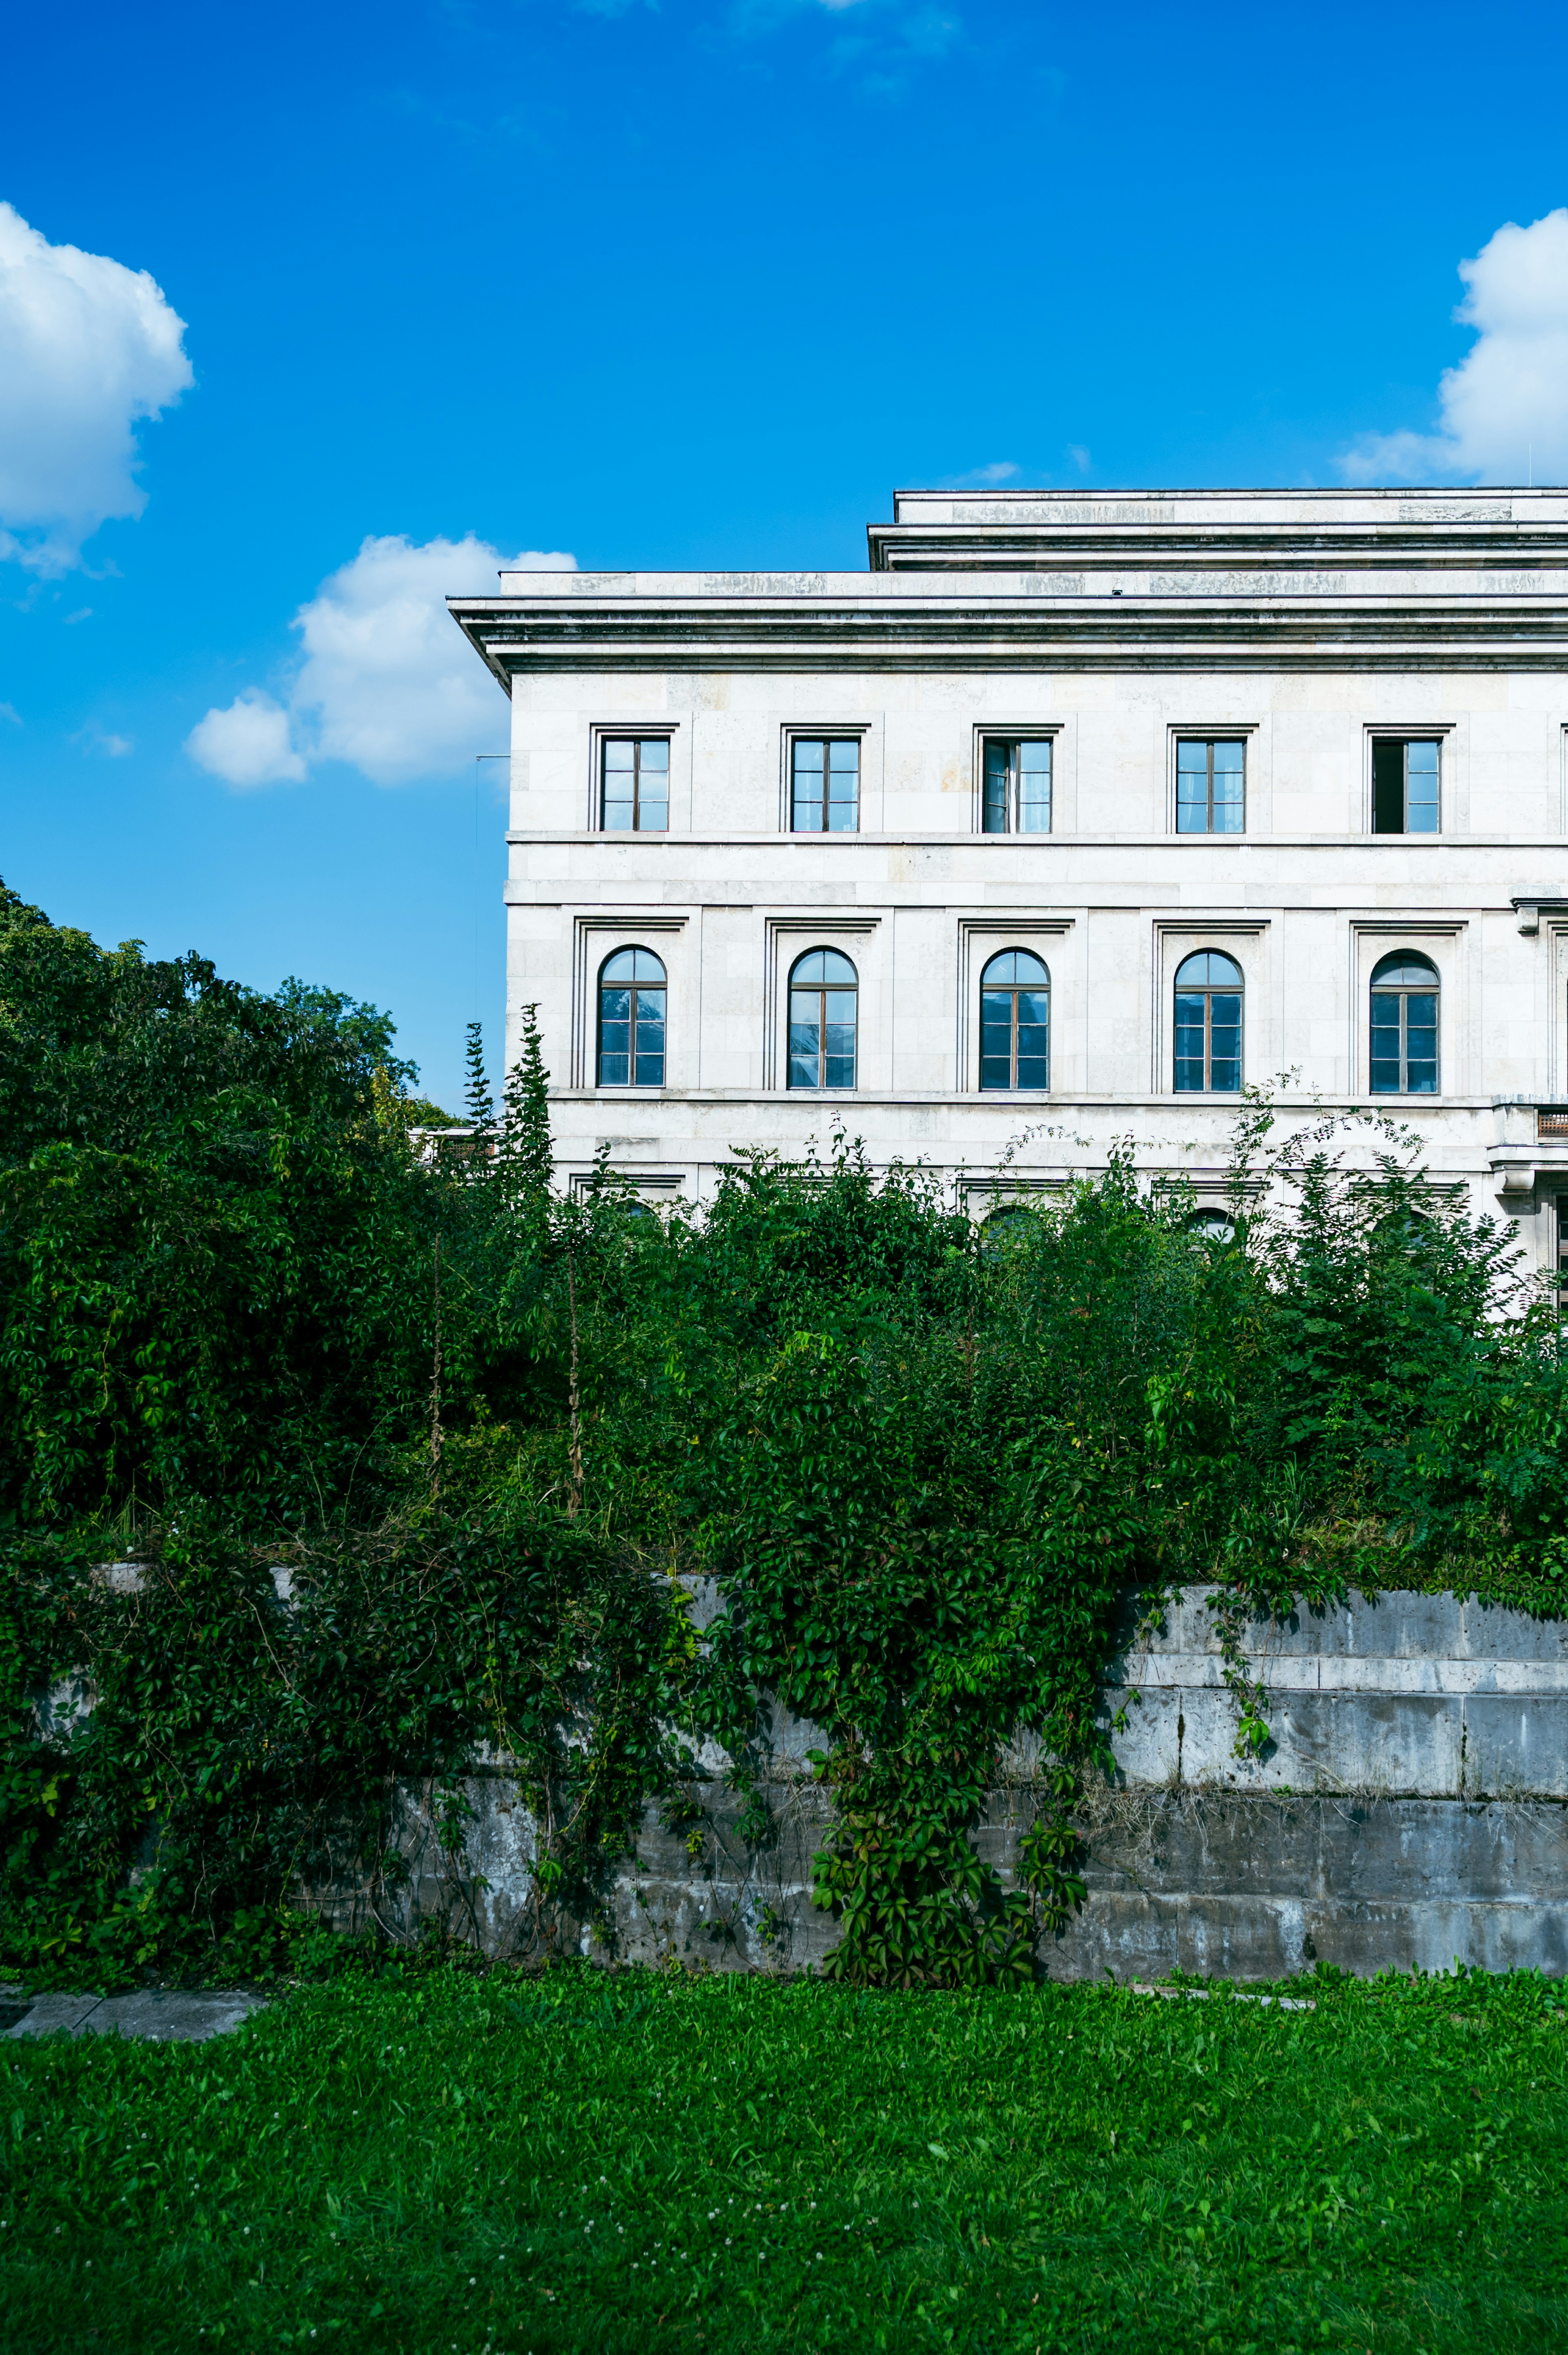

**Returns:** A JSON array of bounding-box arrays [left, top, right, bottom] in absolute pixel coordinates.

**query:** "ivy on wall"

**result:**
[[3, 879, 1568, 1987]]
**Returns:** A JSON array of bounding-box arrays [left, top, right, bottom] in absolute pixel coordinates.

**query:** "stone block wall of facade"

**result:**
[[450, 486, 1568, 1269]]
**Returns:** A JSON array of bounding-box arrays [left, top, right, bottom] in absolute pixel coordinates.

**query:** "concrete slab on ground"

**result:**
[[4, 1989, 268, 2042]]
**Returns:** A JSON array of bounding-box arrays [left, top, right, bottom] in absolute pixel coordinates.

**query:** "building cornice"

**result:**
[[450, 589, 1568, 685]]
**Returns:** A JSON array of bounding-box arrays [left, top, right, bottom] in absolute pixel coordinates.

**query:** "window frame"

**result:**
[[788, 733, 863, 835], [598, 733, 672, 833], [1172, 948, 1245, 1095], [781, 725, 870, 834], [1367, 729, 1449, 836], [978, 948, 1051, 1091], [786, 947, 858, 1092], [1368, 950, 1440, 1097], [979, 736, 1054, 836], [595, 944, 668, 1088], [1174, 737, 1247, 836]]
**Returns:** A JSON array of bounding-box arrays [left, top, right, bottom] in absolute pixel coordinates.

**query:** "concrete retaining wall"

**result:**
[[303, 1588, 1568, 1980]]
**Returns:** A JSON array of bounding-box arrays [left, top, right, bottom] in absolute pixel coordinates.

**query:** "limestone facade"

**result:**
[[448, 487, 1568, 1269]]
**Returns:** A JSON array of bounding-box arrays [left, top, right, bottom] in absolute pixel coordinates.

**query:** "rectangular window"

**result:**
[[1176, 739, 1245, 834], [601, 737, 669, 831], [981, 739, 1052, 834], [1372, 738, 1441, 834], [791, 738, 860, 832]]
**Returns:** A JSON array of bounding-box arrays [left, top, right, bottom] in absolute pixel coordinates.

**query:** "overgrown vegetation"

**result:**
[[2, 879, 1566, 1985], [3, 1962, 1566, 2354]]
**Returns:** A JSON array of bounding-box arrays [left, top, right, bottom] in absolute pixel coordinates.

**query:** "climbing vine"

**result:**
[[4, 877, 1568, 1987]]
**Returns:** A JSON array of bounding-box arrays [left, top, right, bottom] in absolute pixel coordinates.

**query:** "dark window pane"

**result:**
[[1370, 996, 1401, 1093], [983, 742, 1009, 833], [1372, 954, 1437, 988], [980, 995, 1012, 1048], [788, 1052, 817, 1090], [1174, 992, 1207, 1091], [1015, 1053, 1048, 1089], [1372, 739, 1405, 833], [979, 1055, 1011, 1091], [1208, 992, 1242, 1091]]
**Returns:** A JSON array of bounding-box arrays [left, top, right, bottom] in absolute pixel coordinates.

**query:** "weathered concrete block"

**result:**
[[4, 1988, 267, 2041], [287, 1588, 1568, 1982]]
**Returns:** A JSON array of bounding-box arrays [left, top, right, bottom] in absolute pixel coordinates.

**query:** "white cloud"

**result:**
[[71, 721, 133, 758], [947, 460, 1021, 487], [186, 689, 305, 791], [1341, 209, 1568, 485], [0, 702, 21, 727], [0, 203, 192, 575], [185, 534, 575, 792]]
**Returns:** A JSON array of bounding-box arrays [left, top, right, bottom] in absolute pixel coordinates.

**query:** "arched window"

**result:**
[[597, 947, 666, 1086], [788, 949, 857, 1089], [1174, 950, 1243, 1093], [1370, 952, 1439, 1095], [980, 1205, 1038, 1253], [980, 950, 1050, 1091], [1185, 1206, 1237, 1247]]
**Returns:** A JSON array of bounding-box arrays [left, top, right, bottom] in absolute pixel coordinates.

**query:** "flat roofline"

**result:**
[[889, 484, 1565, 499]]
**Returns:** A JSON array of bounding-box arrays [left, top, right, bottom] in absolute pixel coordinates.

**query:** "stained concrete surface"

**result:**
[[3, 1987, 267, 2042]]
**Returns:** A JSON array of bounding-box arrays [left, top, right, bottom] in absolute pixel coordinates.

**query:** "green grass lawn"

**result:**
[[2, 1962, 1565, 2354]]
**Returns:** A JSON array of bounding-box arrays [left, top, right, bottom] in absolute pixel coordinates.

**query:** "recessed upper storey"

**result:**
[[447, 487, 1568, 683], [872, 486, 1568, 571]]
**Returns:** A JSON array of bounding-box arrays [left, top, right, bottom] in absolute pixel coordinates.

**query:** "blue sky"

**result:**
[[3, 0, 1567, 1109]]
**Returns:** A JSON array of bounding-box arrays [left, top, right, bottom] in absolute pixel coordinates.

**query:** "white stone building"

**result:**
[[449, 487, 1568, 1271]]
